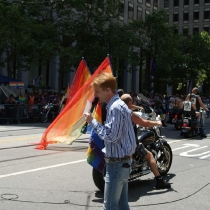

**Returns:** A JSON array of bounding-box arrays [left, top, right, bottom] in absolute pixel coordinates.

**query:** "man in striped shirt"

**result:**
[[84, 72, 136, 210]]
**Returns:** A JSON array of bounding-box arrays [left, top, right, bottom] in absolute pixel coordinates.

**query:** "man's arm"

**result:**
[[198, 97, 209, 111], [130, 104, 143, 111], [132, 112, 162, 127], [85, 107, 125, 143]]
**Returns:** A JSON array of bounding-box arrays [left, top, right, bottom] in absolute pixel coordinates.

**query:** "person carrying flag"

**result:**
[[84, 72, 136, 210]]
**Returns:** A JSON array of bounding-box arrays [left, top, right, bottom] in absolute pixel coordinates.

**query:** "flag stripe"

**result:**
[[36, 56, 112, 150]]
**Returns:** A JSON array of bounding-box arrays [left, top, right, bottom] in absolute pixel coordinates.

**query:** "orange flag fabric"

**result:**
[[36, 56, 113, 149], [60, 58, 91, 111], [67, 58, 91, 104]]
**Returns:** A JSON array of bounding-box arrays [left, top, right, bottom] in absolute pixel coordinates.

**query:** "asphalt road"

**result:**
[[0, 121, 210, 210]]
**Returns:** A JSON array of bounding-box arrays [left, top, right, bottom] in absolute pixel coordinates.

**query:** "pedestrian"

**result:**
[[121, 93, 171, 189], [185, 87, 209, 138], [17, 91, 26, 123], [150, 93, 167, 127], [5, 94, 17, 123], [84, 72, 136, 210]]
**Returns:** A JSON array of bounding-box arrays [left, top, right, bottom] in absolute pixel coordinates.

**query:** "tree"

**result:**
[[0, 2, 34, 77], [22, 0, 119, 90], [129, 10, 180, 93]]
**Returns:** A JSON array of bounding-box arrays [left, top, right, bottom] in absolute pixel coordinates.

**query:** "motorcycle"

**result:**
[[40, 103, 59, 123], [92, 94, 173, 191], [173, 111, 183, 130], [180, 102, 206, 138]]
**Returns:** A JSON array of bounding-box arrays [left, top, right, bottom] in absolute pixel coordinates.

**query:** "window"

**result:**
[[204, 10, 210, 21], [154, 0, 158, 10], [194, 0, 199, 5], [193, 26, 199, 34], [183, 27, 189, 35], [204, 25, 209, 33], [146, 10, 150, 15], [166, 13, 169, 22], [173, 12, 179, 22], [137, 7, 142, 20], [138, 0, 143, 3], [146, 0, 150, 7], [119, 0, 124, 20], [184, 0, 189, 7], [164, 0, 169, 8], [174, 0, 179, 8], [194, 10, 199, 22], [183, 11, 189, 23], [174, 28, 178, 34], [128, 2, 134, 20], [205, 0, 210, 4]]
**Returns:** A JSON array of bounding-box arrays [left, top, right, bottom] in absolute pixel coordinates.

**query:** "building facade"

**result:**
[[159, 0, 210, 35], [116, 0, 159, 93], [1, 0, 161, 94]]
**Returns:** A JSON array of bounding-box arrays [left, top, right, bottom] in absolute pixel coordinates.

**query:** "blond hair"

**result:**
[[192, 87, 198, 94], [121, 94, 132, 105], [91, 72, 116, 93]]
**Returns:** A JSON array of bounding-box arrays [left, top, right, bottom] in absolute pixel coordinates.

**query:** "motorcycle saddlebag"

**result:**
[[176, 119, 183, 127], [191, 119, 198, 128]]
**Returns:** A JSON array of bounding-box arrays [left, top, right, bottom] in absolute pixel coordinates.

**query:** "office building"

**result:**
[[159, 0, 210, 35]]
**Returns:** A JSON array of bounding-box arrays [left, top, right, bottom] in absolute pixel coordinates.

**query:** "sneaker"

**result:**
[[155, 176, 171, 189]]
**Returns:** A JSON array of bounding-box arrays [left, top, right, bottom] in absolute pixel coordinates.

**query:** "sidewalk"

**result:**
[[0, 122, 50, 132]]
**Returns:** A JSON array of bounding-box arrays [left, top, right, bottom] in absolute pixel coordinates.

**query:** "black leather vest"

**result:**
[[190, 94, 200, 111]]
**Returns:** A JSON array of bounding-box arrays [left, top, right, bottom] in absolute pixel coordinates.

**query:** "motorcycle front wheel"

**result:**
[[92, 168, 105, 192], [41, 115, 48, 123], [157, 142, 172, 176]]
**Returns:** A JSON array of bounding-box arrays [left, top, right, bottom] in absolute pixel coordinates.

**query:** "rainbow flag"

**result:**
[[9, 81, 18, 87], [87, 129, 105, 172], [17, 82, 24, 88], [67, 58, 91, 104], [86, 102, 106, 172], [60, 58, 91, 111], [86, 57, 113, 172], [9, 81, 24, 88], [36, 56, 112, 150]]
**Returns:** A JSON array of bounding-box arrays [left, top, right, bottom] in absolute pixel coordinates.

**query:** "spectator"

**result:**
[[28, 93, 35, 116], [17, 92, 26, 123], [5, 94, 17, 123]]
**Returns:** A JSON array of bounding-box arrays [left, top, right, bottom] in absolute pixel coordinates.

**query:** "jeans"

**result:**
[[199, 117, 205, 135], [103, 159, 132, 210]]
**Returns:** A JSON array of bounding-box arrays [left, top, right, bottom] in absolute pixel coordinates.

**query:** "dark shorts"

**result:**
[[138, 143, 148, 159]]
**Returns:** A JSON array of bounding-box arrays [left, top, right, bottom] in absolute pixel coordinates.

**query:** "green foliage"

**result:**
[[1, 1, 210, 93]]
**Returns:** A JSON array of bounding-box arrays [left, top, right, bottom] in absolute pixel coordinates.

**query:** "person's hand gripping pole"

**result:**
[[81, 97, 99, 134]]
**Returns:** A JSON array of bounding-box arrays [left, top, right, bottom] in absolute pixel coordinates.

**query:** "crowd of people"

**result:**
[[1, 90, 64, 124]]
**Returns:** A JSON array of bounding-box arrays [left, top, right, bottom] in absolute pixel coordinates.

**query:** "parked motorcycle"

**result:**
[[92, 94, 173, 192], [40, 103, 59, 123]]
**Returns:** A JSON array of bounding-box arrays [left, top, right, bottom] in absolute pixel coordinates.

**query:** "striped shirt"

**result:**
[[90, 94, 136, 158]]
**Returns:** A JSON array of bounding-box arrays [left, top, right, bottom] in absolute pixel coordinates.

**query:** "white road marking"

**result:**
[[200, 153, 210, 159], [172, 143, 200, 151], [168, 140, 182, 144], [180, 146, 209, 157], [0, 159, 86, 179]]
